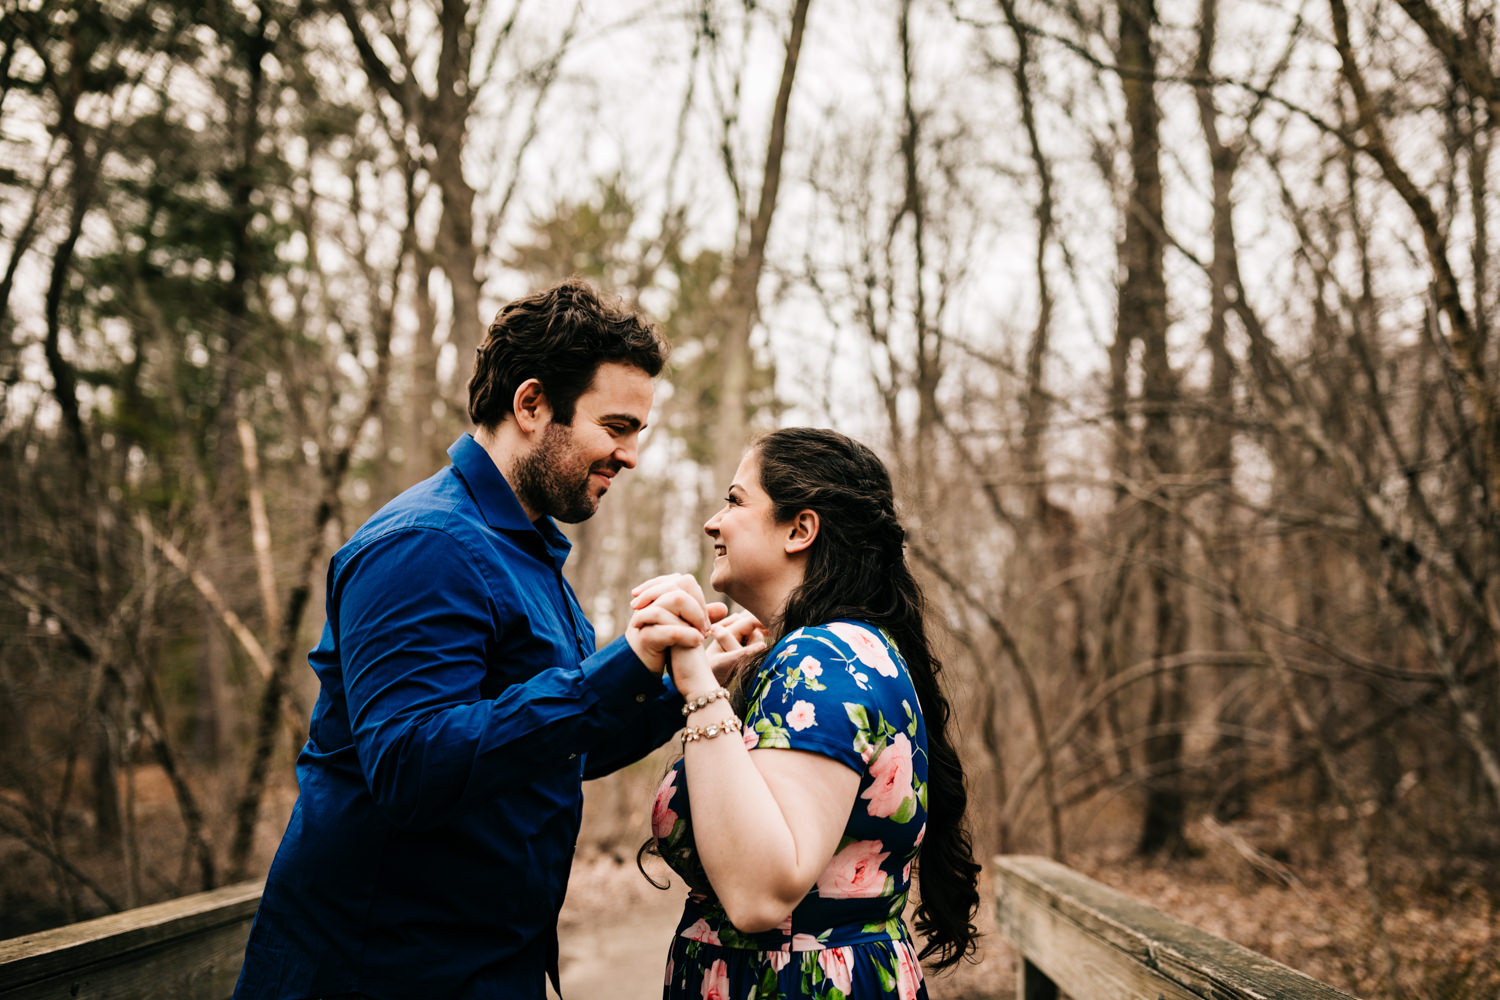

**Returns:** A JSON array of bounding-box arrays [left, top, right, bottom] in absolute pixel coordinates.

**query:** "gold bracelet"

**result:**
[[681, 687, 731, 717], [681, 716, 742, 745]]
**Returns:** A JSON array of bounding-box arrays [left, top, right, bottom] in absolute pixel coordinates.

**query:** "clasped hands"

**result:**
[[625, 573, 765, 696]]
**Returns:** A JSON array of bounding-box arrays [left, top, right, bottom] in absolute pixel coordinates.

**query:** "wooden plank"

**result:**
[[997, 867, 1206, 1000], [993, 856, 1363, 1000], [0, 880, 263, 1000]]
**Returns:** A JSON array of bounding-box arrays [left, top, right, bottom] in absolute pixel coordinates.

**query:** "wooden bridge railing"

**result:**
[[993, 855, 1363, 999], [0, 880, 262, 1000], [0, 858, 1364, 999]]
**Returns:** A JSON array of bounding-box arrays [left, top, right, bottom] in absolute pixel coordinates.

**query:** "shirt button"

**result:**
[[635, 693, 647, 703], [568, 753, 578, 760]]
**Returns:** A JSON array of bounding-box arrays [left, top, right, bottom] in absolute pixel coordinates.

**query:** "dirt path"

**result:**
[[547, 854, 1011, 999], [550, 855, 687, 999]]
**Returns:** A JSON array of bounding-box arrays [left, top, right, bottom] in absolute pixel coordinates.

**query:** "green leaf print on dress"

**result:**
[[752, 712, 793, 748], [843, 702, 903, 770]]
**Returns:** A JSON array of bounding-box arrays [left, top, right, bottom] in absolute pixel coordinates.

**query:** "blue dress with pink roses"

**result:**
[[652, 620, 930, 1000]]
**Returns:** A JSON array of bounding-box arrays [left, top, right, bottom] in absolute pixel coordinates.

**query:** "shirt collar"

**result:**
[[447, 434, 574, 565]]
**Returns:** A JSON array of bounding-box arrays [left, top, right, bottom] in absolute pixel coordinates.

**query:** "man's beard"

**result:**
[[511, 422, 614, 524]]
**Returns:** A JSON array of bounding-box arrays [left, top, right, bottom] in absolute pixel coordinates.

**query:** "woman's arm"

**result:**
[[671, 642, 861, 933]]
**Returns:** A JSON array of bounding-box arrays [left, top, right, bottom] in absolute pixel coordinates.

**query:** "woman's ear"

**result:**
[[512, 378, 552, 434], [785, 510, 819, 554]]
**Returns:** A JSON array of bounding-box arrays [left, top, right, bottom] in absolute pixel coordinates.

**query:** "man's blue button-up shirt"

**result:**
[[234, 434, 684, 1000]]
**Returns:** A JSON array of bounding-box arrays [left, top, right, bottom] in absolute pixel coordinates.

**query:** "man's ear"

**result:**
[[512, 378, 552, 434], [785, 510, 819, 554]]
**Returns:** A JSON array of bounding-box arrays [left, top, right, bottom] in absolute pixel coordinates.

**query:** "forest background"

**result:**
[[0, 0, 1496, 997]]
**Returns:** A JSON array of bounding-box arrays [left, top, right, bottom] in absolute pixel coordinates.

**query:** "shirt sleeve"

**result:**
[[742, 626, 889, 774], [334, 527, 679, 828], [580, 678, 685, 780]]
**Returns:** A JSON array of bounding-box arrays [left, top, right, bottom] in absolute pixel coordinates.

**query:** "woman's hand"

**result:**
[[704, 610, 767, 685]]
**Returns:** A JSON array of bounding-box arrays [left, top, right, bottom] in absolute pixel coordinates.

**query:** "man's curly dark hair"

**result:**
[[467, 278, 668, 429]]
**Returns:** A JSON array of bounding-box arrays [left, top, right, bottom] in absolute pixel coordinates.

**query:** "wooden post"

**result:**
[[1020, 957, 1060, 1000]]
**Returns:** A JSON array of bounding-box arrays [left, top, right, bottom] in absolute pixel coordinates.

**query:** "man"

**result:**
[[234, 279, 717, 1000]]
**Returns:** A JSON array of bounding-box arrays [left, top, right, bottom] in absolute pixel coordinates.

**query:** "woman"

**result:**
[[634, 428, 980, 999]]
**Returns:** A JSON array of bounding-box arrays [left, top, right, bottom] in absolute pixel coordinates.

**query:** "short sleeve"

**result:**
[[743, 623, 917, 775]]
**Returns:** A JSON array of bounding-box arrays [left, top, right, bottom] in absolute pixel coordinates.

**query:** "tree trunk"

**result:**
[[1114, 0, 1188, 856], [429, 0, 481, 411], [1193, 0, 1248, 822], [332, 0, 482, 463], [714, 0, 812, 490]]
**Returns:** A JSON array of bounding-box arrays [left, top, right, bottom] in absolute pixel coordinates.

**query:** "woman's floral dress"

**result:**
[[652, 620, 930, 1000]]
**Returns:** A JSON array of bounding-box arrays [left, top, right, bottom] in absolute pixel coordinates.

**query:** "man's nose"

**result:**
[[615, 438, 638, 469]]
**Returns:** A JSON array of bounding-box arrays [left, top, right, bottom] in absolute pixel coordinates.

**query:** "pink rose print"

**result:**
[[743, 726, 760, 749], [701, 958, 731, 1000], [798, 655, 823, 678], [861, 732, 914, 818], [816, 840, 891, 898], [681, 918, 722, 945], [914, 822, 926, 847], [819, 947, 855, 993], [651, 770, 679, 840], [787, 699, 816, 731], [768, 950, 791, 972], [664, 956, 674, 987], [827, 622, 900, 677], [792, 933, 823, 951], [895, 940, 924, 1000]]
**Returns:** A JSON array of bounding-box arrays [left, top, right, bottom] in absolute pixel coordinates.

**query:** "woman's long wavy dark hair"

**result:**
[[746, 427, 980, 971]]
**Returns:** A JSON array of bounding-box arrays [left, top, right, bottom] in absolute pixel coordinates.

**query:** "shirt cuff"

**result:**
[[580, 635, 678, 708]]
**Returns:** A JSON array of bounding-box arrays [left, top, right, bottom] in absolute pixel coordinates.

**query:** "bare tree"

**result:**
[[711, 0, 813, 489]]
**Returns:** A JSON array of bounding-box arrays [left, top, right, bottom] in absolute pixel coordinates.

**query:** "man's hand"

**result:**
[[626, 573, 724, 674]]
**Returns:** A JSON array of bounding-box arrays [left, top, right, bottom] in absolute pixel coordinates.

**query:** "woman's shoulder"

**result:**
[[752, 621, 923, 766], [765, 621, 911, 693], [777, 620, 906, 675]]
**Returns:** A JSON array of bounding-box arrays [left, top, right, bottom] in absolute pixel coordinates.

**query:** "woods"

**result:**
[[1, 0, 1495, 996]]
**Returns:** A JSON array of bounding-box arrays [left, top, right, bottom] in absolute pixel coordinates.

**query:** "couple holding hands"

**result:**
[[234, 279, 979, 1000]]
